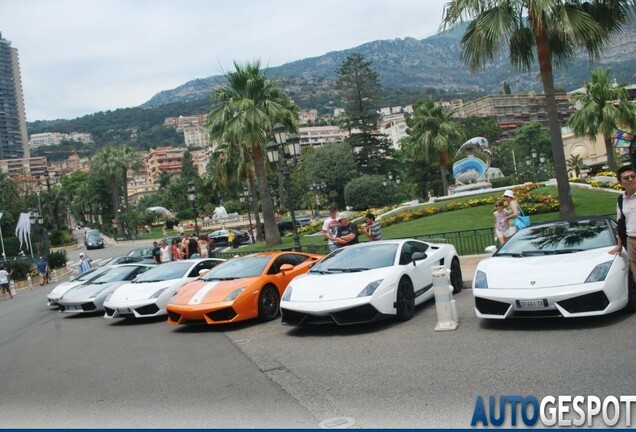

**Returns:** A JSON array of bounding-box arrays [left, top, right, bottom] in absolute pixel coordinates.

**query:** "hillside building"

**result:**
[[163, 114, 209, 148], [0, 33, 29, 159], [453, 93, 575, 141], [29, 132, 93, 149]]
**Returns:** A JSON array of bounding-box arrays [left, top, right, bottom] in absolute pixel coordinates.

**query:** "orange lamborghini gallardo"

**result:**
[[166, 251, 323, 325]]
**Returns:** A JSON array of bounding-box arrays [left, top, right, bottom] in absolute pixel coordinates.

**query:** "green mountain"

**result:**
[[143, 22, 636, 110]]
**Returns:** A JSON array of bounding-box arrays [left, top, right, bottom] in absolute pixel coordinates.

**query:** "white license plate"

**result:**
[[67, 304, 82, 311], [515, 299, 548, 309], [118, 308, 132, 314]]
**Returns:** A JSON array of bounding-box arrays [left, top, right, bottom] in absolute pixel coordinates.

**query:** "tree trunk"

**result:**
[[439, 165, 449, 196], [534, 21, 576, 219], [252, 144, 281, 246], [248, 175, 262, 242], [110, 175, 123, 238], [604, 135, 617, 171]]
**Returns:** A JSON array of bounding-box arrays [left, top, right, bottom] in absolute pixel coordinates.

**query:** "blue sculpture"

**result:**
[[452, 137, 492, 185]]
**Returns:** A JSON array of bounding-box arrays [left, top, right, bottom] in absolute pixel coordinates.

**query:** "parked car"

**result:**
[[46, 266, 111, 307], [57, 264, 155, 314], [85, 233, 104, 249], [280, 239, 462, 326], [208, 229, 250, 247], [127, 247, 153, 258], [103, 258, 225, 319], [83, 229, 100, 243], [166, 252, 323, 325], [99, 255, 155, 267], [472, 216, 636, 319]]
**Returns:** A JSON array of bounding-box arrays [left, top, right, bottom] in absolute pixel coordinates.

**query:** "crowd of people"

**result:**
[[151, 233, 218, 264], [321, 206, 382, 250]]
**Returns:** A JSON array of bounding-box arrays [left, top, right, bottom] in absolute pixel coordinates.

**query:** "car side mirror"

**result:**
[[411, 252, 426, 264], [198, 269, 210, 276], [280, 263, 294, 273], [485, 245, 497, 254]]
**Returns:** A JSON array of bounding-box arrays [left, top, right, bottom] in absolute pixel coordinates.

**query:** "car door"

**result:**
[[399, 241, 433, 300], [267, 254, 308, 291]]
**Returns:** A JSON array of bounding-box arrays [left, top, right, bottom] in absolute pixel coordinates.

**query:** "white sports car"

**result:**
[[280, 239, 462, 326], [103, 258, 224, 319], [47, 266, 111, 307], [58, 264, 154, 313], [473, 217, 636, 319]]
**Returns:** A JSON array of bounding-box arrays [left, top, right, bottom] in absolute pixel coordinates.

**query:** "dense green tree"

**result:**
[[335, 53, 381, 133], [303, 142, 358, 209], [208, 60, 298, 247], [457, 116, 502, 146], [402, 99, 464, 195], [441, 0, 636, 219], [118, 144, 144, 212], [180, 150, 196, 181], [344, 175, 399, 210], [568, 68, 636, 171]]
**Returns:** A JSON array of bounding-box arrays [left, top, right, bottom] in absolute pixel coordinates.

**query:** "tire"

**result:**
[[626, 272, 636, 313], [395, 277, 415, 321], [258, 285, 280, 321], [450, 257, 463, 294]]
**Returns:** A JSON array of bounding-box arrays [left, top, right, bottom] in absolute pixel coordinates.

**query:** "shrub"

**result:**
[[3, 257, 33, 281], [345, 175, 398, 210], [49, 230, 76, 247], [48, 250, 68, 269]]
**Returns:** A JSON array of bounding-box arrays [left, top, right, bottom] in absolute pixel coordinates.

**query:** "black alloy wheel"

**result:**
[[258, 285, 280, 321], [395, 277, 415, 321]]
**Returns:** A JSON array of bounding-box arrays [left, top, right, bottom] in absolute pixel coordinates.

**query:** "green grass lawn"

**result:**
[[237, 185, 619, 253]]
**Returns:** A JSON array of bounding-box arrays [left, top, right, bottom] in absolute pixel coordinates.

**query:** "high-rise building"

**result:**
[[0, 32, 29, 159]]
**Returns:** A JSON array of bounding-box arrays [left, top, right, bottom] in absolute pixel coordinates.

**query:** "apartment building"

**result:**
[[453, 93, 575, 141], [145, 146, 185, 181], [163, 114, 209, 147], [29, 132, 93, 149], [298, 126, 348, 148], [0, 33, 29, 159]]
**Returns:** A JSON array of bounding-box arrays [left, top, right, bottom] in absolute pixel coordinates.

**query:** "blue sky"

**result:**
[[1, 0, 449, 121]]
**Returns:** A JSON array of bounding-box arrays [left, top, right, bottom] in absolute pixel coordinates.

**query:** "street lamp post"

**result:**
[[187, 182, 199, 237], [28, 210, 45, 258], [43, 171, 59, 229], [267, 123, 302, 252], [0, 212, 6, 261], [525, 150, 547, 182], [240, 187, 254, 242]]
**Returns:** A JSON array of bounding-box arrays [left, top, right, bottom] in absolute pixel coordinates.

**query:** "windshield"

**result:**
[[497, 219, 614, 256], [92, 266, 145, 283], [310, 243, 398, 273], [134, 261, 192, 282], [77, 266, 109, 282], [200, 256, 271, 280]]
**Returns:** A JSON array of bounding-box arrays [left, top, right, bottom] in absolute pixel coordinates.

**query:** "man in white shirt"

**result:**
[[322, 206, 339, 252], [0, 265, 13, 299]]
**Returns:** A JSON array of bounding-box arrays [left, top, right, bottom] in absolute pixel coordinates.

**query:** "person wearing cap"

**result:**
[[501, 189, 521, 235], [322, 206, 340, 252], [79, 253, 92, 274], [334, 212, 359, 248]]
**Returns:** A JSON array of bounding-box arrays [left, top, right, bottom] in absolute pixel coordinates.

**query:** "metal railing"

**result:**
[[210, 227, 497, 258]]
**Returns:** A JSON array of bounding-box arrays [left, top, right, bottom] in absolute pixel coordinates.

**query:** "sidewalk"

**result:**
[[459, 253, 490, 288]]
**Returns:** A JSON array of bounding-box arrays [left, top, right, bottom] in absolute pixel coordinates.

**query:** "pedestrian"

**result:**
[[493, 199, 513, 245], [160, 239, 171, 263], [611, 167, 636, 277], [501, 189, 520, 235], [171, 238, 182, 261], [187, 234, 198, 258], [334, 212, 359, 248], [162, 225, 167, 238], [0, 264, 13, 299], [78, 252, 92, 274], [151, 241, 162, 264], [198, 234, 209, 258], [227, 230, 235, 249], [362, 212, 382, 241], [322, 206, 340, 252], [37, 256, 50, 285]]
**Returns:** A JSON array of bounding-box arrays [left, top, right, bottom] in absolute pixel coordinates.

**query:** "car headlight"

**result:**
[[357, 279, 383, 297], [585, 260, 613, 283], [224, 287, 245, 302], [150, 287, 168, 299], [474, 270, 488, 289], [282, 286, 293, 301]]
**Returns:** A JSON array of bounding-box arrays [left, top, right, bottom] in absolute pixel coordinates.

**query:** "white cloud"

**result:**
[[0, 0, 449, 120]]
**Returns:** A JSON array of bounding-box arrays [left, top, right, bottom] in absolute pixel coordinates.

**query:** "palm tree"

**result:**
[[402, 99, 463, 195], [91, 146, 123, 236], [568, 69, 636, 172], [207, 60, 298, 247], [118, 144, 144, 212], [441, 0, 636, 219], [566, 154, 586, 178]]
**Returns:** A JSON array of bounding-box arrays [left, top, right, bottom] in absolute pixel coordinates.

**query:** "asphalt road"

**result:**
[[0, 239, 635, 428]]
